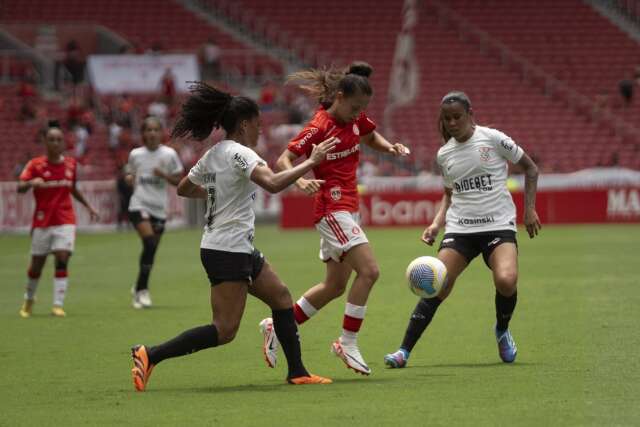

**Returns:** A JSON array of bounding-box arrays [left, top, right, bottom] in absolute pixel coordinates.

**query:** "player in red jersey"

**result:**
[[17, 122, 99, 318], [259, 62, 409, 375]]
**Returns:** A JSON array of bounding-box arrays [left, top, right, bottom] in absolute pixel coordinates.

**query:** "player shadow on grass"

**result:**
[[149, 377, 393, 394]]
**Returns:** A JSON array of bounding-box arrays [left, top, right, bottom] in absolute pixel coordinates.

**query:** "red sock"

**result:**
[[293, 303, 309, 324]]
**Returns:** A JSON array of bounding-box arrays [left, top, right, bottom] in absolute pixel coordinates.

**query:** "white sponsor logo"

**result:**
[[353, 124, 360, 135], [367, 196, 440, 225], [295, 127, 319, 148], [607, 189, 640, 217], [327, 144, 358, 160], [442, 238, 454, 244]]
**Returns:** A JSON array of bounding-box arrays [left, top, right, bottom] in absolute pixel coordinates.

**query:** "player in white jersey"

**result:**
[[130, 82, 337, 391], [384, 91, 541, 368], [125, 116, 184, 309]]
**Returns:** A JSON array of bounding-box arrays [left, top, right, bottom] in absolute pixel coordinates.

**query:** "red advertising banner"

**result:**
[[280, 188, 640, 228]]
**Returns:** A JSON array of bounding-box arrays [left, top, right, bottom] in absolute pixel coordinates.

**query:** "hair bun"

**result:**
[[347, 61, 373, 78], [48, 119, 61, 129]]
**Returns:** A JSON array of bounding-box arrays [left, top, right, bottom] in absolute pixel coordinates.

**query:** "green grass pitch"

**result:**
[[1, 224, 638, 426]]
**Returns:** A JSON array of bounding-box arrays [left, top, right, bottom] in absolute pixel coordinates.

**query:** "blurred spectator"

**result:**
[[13, 151, 32, 178], [200, 37, 221, 81], [159, 68, 177, 105], [148, 41, 164, 55], [593, 89, 610, 116], [63, 39, 85, 85], [618, 75, 634, 106], [147, 98, 169, 128], [113, 93, 135, 129], [259, 81, 278, 110], [17, 69, 38, 121], [115, 165, 133, 230], [109, 121, 123, 151], [73, 124, 90, 159]]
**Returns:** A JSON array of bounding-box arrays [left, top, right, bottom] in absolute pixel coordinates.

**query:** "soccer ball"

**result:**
[[405, 256, 448, 298]]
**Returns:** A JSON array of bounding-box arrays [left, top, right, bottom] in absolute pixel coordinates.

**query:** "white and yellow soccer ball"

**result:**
[[405, 256, 448, 298]]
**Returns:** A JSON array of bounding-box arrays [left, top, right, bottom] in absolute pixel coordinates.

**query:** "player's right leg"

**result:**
[[250, 257, 331, 384], [384, 247, 469, 368], [131, 280, 247, 391], [21, 228, 50, 318], [20, 254, 47, 318], [129, 213, 158, 309]]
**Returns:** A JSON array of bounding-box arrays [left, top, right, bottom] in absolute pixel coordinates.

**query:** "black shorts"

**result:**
[[128, 210, 166, 234], [438, 230, 517, 268], [200, 248, 265, 286]]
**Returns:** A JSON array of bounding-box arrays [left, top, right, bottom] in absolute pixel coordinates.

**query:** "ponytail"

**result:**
[[288, 60, 374, 106], [172, 82, 259, 140]]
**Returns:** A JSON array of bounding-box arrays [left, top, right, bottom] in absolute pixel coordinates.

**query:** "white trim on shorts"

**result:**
[[315, 211, 369, 262], [31, 224, 76, 255]]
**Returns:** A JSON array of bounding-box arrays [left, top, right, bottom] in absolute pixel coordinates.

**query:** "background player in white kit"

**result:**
[[384, 91, 541, 368], [125, 116, 183, 309], [130, 83, 337, 391]]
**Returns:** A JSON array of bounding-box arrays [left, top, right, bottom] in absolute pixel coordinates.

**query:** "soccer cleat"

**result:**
[[259, 317, 279, 368], [495, 326, 517, 363], [51, 306, 66, 317], [383, 349, 409, 369], [287, 374, 332, 385], [131, 345, 155, 392], [331, 338, 371, 375], [137, 290, 152, 308], [19, 299, 35, 318]]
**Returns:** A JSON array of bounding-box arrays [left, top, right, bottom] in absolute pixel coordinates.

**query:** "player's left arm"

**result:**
[[517, 153, 541, 239], [71, 184, 99, 221], [360, 131, 410, 156]]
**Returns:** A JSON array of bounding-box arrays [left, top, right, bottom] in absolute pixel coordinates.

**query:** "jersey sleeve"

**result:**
[[19, 160, 36, 181], [287, 125, 323, 157], [168, 149, 184, 175], [126, 150, 137, 174], [187, 155, 206, 186], [357, 113, 377, 136], [491, 129, 524, 163], [230, 145, 266, 179], [436, 149, 454, 189]]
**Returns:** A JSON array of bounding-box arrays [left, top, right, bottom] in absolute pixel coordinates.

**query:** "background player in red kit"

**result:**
[[17, 122, 99, 318], [260, 62, 410, 375]]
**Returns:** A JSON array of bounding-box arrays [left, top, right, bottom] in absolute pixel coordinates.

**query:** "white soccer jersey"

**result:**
[[437, 126, 524, 234], [128, 145, 184, 219], [187, 139, 266, 254]]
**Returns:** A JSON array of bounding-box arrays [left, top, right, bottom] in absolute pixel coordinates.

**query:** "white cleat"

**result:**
[[259, 317, 279, 368], [132, 289, 152, 309], [331, 337, 371, 376]]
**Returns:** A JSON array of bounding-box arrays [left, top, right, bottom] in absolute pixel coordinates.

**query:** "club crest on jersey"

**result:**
[[478, 146, 492, 162], [43, 170, 51, 178], [330, 186, 342, 201], [352, 124, 360, 135], [65, 169, 73, 178]]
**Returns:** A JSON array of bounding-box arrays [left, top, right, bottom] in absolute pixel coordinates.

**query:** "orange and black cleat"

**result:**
[[287, 374, 332, 385], [131, 345, 155, 392]]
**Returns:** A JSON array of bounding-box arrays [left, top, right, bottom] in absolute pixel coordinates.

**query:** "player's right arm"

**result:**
[[17, 160, 44, 193], [254, 138, 337, 194], [422, 187, 452, 246], [276, 126, 332, 195]]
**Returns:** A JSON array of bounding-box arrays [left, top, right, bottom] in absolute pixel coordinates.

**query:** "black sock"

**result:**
[[400, 297, 442, 353], [495, 290, 517, 332], [135, 264, 152, 291], [272, 308, 309, 379], [136, 237, 158, 291], [147, 324, 218, 365]]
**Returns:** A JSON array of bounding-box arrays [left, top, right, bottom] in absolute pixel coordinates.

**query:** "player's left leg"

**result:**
[[51, 250, 72, 317], [487, 242, 519, 363], [330, 242, 379, 375], [132, 217, 162, 308], [250, 258, 331, 384]]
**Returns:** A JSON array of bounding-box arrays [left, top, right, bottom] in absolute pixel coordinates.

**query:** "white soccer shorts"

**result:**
[[31, 224, 76, 255], [316, 211, 369, 262]]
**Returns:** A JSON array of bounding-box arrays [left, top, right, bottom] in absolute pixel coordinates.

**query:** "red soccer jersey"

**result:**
[[19, 156, 77, 229], [288, 108, 376, 223]]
